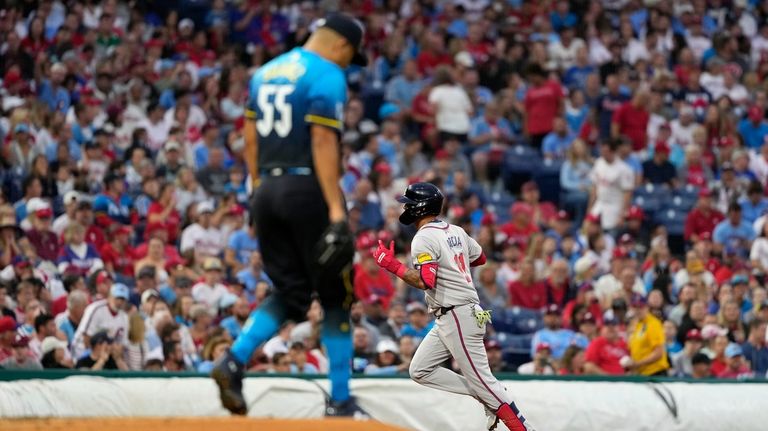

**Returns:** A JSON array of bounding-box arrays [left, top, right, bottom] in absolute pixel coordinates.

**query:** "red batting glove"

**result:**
[[372, 240, 407, 278]]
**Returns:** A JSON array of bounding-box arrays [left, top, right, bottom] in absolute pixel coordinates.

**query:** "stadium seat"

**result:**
[[502, 145, 541, 195], [533, 159, 563, 206], [633, 184, 672, 220], [492, 307, 543, 335], [655, 208, 687, 254]]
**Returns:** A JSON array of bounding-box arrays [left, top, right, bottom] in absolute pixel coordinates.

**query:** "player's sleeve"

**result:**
[[306, 67, 346, 131], [244, 74, 260, 120], [411, 233, 440, 290], [465, 233, 485, 266]]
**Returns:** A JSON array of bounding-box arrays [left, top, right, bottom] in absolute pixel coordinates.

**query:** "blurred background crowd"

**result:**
[[1, 0, 768, 380]]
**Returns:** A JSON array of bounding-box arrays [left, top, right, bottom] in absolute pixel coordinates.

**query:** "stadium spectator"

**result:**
[[508, 258, 547, 309], [584, 311, 628, 375], [485, 339, 512, 373], [684, 189, 724, 243], [589, 139, 634, 232], [400, 302, 432, 346], [75, 331, 128, 371], [718, 343, 754, 379], [530, 304, 579, 361], [671, 329, 705, 377], [364, 339, 407, 376], [741, 320, 768, 375], [72, 283, 129, 358], [0, 334, 41, 370], [524, 63, 564, 150], [559, 345, 585, 375], [690, 352, 713, 379], [642, 142, 677, 187], [611, 91, 650, 153], [518, 342, 556, 375], [40, 336, 73, 369], [627, 295, 669, 376]]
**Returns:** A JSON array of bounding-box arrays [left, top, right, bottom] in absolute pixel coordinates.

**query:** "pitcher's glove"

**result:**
[[315, 221, 355, 275]]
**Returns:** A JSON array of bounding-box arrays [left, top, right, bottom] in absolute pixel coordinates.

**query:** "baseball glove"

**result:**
[[314, 221, 355, 275]]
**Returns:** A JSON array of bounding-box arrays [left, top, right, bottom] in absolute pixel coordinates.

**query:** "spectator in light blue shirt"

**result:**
[[236, 253, 273, 303], [226, 225, 260, 269], [37, 63, 70, 114], [384, 60, 425, 114], [739, 181, 768, 224], [400, 303, 434, 345], [713, 203, 756, 257], [738, 106, 768, 150], [219, 297, 250, 339], [542, 118, 575, 160], [530, 305, 579, 360]]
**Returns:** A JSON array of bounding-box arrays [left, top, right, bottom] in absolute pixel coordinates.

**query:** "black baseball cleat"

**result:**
[[325, 396, 370, 420], [211, 350, 247, 415]]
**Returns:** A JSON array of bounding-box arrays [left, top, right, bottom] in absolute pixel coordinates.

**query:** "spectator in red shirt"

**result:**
[[146, 182, 182, 244], [415, 31, 452, 77], [0, 316, 16, 362], [717, 343, 753, 378], [684, 189, 725, 242], [544, 259, 570, 308], [524, 63, 564, 149], [520, 181, 558, 228], [99, 226, 135, 278], [25, 203, 62, 263], [73, 201, 106, 250], [500, 202, 539, 251], [611, 91, 650, 152], [508, 259, 547, 309], [583, 312, 629, 375]]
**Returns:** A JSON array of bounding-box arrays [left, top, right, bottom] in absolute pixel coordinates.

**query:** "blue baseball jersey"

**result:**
[[246, 48, 347, 170]]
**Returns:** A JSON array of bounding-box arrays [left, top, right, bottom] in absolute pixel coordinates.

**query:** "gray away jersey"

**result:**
[[410, 220, 482, 309]]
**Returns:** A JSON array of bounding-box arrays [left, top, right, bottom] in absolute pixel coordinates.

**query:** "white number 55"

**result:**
[[256, 84, 294, 138]]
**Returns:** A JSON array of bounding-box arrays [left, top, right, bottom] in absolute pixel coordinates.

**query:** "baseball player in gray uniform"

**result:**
[[373, 182, 537, 431]]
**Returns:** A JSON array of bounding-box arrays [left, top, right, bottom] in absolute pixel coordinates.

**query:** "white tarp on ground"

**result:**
[[1, 376, 767, 431]]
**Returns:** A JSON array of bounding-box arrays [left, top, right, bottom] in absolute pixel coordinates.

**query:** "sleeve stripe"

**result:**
[[244, 109, 257, 119], [305, 114, 342, 129]]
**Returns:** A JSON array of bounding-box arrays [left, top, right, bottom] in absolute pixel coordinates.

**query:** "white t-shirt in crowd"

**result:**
[[262, 335, 289, 360], [589, 157, 634, 230], [72, 299, 129, 358], [428, 84, 472, 134], [750, 237, 768, 271], [687, 35, 712, 61], [191, 282, 229, 315], [669, 120, 698, 148], [180, 223, 224, 257]]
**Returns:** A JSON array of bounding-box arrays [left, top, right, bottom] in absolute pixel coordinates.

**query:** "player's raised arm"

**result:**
[[372, 240, 431, 290]]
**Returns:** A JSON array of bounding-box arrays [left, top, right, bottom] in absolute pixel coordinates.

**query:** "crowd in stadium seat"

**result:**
[[2, 0, 768, 380]]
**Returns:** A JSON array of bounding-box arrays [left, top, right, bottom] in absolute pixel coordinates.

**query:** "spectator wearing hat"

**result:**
[[52, 191, 80, 237], [671, 328, 705, 377], [520, 180, 558, 228], [192, 258, 228, 315], [508, 258, 547, 310], [25, 198, 62, 263], [669, 105, 699, 149], [741, 320, 768, 375], [57, 221, 104, 277], [594, 252, 644, 309], [713, 202, 755, 258], [99, 226, 135, 279], [544, 259, 571, 309], [72, 283, 130, 359], [717, 343, 754, 378], [76, 331, 128, 371], [738, 105, 768, 150], [530, 304, 580, 361], [589, 139, 635, 231], [354, 233, 395, 312], [485, 339, 512, 373], [28, 313, 59, 361], [642, 141, 677, 187], [0, 334, 41, 370], [618, 206, 649, 254], [0, 206, 25, 269], [684, 188, 725, 243], [363, 339, 406, 376], [518, 342, 556, 375], [678, 143, 714, 188], [584, 311, 629, 375], [626, 295, 669, 376], [93, 173, 134, 228], [400, 302, 433, 346]]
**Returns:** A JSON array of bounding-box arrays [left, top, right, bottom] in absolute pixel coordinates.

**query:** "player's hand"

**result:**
[[373, 240, 405, 276]]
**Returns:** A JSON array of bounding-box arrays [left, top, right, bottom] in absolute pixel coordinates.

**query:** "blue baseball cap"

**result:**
[[14, 123, 30, 134], [378, 102, 401, 120], [731, 274, 748, 285], [725, 343, 743, 358], [110, 283, 130, 300]]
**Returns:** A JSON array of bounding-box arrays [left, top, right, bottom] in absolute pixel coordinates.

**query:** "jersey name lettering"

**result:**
[[447, 236, 462, 249]]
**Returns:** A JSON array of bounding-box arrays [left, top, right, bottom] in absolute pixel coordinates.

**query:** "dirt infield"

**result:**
[[2, 417, 412, 431]]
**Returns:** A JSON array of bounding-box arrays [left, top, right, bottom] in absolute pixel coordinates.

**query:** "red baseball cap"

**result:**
[[612, 248, 628, 260], [535, 342, 552, 353], [654, 141, 670, 155], [96, 271, 112, 284], [521, 181, 539, 193], [485, 339, 502, 350], [0, 316, 16, 333], [626, 206, 644, 221], [555, 210, 570, 221], [585, 213, 600, 224], [686, 328, 703, 342], [698, 188, 713, 198], [35, 207, 53, 219], [511, 202, 532, 216], [355, 231, 377, 251], [374, 162, 392, 174], [749, 105, 764, 122]]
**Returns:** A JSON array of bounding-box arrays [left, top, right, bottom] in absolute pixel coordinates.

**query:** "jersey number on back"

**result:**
[[453, 253, 472, 283], [256, 84, 295, 137]]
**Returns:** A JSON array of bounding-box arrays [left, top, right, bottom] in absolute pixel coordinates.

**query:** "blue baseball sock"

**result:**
[[230, 296, 283, 365], [322, 307, 352, 403]]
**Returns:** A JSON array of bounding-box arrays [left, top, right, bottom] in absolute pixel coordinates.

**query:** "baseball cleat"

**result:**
[[325, 396, 370, 420], [211, 350, 247, 415]]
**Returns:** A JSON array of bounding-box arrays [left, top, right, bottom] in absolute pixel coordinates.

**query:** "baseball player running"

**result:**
[[212, 13, 367, 417], [373, 182, 536, 431]]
